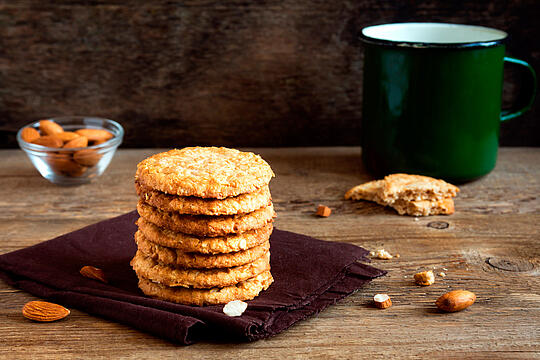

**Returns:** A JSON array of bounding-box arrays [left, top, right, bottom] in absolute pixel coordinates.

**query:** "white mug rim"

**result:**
[[361, 22, 508, 48]]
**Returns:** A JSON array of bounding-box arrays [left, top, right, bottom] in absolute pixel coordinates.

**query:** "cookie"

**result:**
[[391, 198, 455, 216], [137, 200, 275, 237], [381, 174, 459, 203], [135, 181, 272, 215], [345, 175, 457, 216], [135, 147, 274, 199], [136, 270, 274, 306], [137, 218, 273, 254], [135, 230, 270, 268], [130, 250, 271, 288]]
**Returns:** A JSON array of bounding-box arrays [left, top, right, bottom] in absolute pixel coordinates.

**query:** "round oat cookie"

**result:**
[[130, 250, 271, 289], [136, 218, 272, 254], [137, 200, 275, 237], [135, 230, 270, 269], [135, 147, 275, 199], [136, 271, 274, 306], [135, 181, 272, 215]]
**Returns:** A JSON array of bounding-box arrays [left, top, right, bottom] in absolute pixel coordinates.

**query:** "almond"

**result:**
[[436, 290, 476, 312], [91, 139, 108, 146], [315, 204, 332, 217], [75, 128, 113, 142], [223, 300, 248, 317], [73, 149, 102, 166], [63, 136, 88, 148], [20, 127, 41, 143], [32, 135, 63, 148], [22, 301, 70, 322], [57, 131, 80, 142], [39, 120, 64, 136], [80, 265, 107, 283], [373, 293, 392, 309], [45, 154, 87, 177]]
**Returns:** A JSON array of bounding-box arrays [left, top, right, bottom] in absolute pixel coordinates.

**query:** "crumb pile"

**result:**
[[345, 174, 459, 216], [131, 147, 275, 305]]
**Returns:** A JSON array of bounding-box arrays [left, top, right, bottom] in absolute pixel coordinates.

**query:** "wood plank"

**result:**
[[1, 2, 539, 148], [0, 147, 539, 358]]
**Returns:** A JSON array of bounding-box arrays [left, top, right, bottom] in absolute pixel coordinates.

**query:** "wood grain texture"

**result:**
[[0, 147, 539, 359], [0, 1, 539, 148]]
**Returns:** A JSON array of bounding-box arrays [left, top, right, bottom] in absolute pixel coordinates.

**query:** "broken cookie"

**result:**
[[345, 174, 459, 216]]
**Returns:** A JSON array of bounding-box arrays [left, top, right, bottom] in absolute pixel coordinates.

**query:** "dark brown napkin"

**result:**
[[0, 211, 385, 344]]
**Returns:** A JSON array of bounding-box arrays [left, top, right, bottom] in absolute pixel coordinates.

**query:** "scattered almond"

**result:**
[[20, 127, 41, 143], [32, 135, 63, 148], [436, 290, 476, 312], [22, 301, 70, 322], [80, 265, 107, 283], [57, 131, 80, 142], [73, 148, 102, 166], [371, 249, 393, 260], [39, 120, 64, 136], [373, 294, 392, 309], [223, 300, 248, 317], [63, 135, 88, 148], [75, 128, 113, 142], [414, 270, 435, 286], [315, 204, 332, 217], [438, 272, 446, 277]]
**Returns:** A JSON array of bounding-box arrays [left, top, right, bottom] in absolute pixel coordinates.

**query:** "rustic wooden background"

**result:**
[[1, 0, 539, 148]]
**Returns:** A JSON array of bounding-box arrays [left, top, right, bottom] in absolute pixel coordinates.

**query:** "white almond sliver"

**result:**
[[223, 300, 248, 317], [373, 294, 390, 303]]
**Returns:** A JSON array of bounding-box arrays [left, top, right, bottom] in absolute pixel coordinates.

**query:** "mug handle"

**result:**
[[500, 57, 537, 122]]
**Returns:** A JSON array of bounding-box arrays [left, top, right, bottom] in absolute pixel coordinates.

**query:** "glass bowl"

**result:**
[[17, 116, 124, 185]]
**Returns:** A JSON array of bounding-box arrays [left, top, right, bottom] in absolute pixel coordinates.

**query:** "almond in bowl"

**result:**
[[17, 116, 123, 185]]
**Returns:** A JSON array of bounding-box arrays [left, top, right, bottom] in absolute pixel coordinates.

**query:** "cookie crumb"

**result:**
[[414, 217, 419, 221], [414, 270, 435, 286], [395, 253, 400, 258], [223, 300, 248, 317], [438, 272, 446, 277], [371, 249, 393, 260], [315, 205, 332, 217]]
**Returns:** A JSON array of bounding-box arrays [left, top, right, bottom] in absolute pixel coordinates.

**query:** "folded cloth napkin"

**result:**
[[0, 211, 385, 345]]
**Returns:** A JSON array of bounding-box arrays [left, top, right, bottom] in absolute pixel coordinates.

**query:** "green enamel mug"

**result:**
[[360, 23, 537, 182]]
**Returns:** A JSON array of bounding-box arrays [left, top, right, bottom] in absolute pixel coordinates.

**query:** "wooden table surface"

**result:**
[[1, 147, 539, 359]]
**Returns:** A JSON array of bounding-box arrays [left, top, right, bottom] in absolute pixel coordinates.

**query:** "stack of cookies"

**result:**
[[345, 174, 459, 216], [131, 147, 276, 306]]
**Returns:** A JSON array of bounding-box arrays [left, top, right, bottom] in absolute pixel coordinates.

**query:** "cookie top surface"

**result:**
[[382, 174, 459, 201], [135, 147, 275, 199], [344, 180, 385, 204]]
